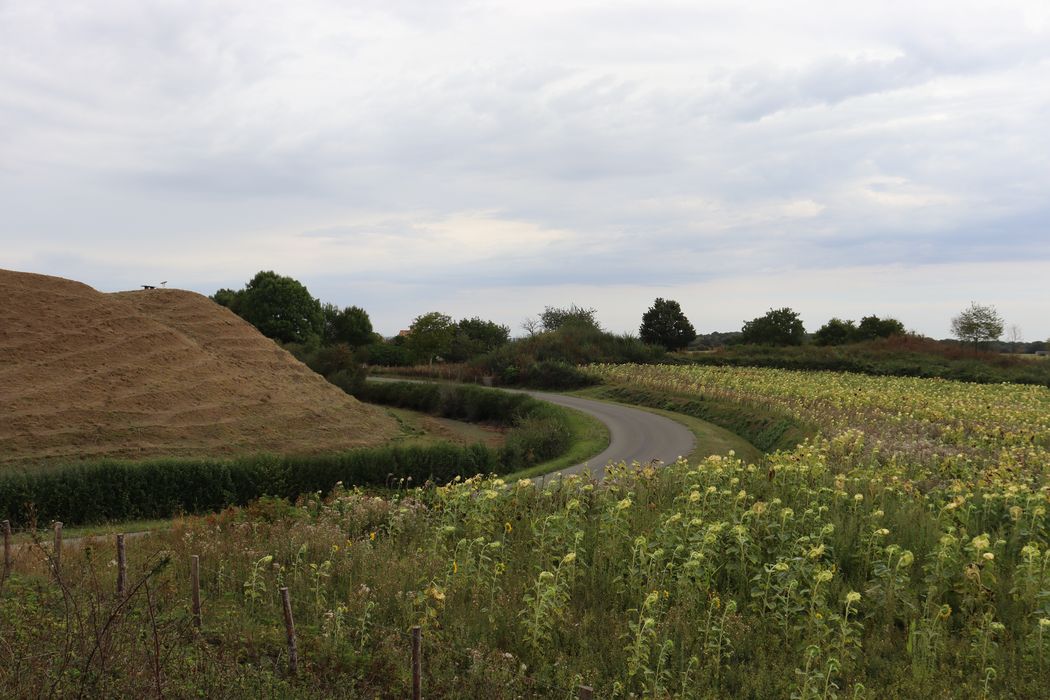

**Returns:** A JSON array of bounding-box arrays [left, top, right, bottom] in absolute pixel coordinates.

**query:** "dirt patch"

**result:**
[[0, 269, 396, 467]]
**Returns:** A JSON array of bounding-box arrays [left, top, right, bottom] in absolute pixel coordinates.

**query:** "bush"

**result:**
[[518, 361, 596, 390], [362, 342, 413, 367], [352, 381, 576, 470], [0, 443, 500, 528]]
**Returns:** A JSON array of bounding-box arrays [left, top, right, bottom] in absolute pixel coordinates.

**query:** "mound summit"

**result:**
[[0, 269, 396, 466]]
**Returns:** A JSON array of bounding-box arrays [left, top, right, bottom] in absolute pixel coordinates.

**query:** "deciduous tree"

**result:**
[[236, 271, 324, 345], [639, 298, 696, 350], [950, 302, 1004, 348], [740, 308, 806, 346]]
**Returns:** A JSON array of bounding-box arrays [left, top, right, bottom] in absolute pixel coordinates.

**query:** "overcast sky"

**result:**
[[2, 0, 1048, 339]]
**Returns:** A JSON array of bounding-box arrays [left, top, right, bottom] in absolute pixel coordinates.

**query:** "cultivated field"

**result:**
[[3, 365, 1048, 697], [0, 269, 395, 466]]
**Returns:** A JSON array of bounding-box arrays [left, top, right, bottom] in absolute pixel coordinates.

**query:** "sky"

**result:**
[[2, 0, 1048, 339]]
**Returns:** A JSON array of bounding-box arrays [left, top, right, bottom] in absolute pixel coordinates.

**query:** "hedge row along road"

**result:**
[[369, 379, 697, 479]]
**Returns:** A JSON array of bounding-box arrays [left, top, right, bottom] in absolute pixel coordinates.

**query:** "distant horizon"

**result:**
[[4, 263, 1044, 344], [2, 2, 1047, 341]]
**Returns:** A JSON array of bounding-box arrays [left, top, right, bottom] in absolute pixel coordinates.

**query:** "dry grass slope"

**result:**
[[0, 269, 395, 466]]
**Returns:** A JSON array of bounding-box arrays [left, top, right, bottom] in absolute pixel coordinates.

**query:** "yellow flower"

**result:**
[[369, 531, 377, 542], [846, 591, 862, 604], [809, 544, 825, 559], [453, 560, 458, 574], [504, 522, 513, 534]]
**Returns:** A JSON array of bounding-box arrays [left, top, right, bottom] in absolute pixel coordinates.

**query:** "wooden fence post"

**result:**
[[191, 555, 202, 629], [52, 521, 63, 580], [280, 587, 298, 675], [116, 534, 127, 595], [411, 625, 422, 700], [578, 685, 594, 700], [2, 520, 10, 575]]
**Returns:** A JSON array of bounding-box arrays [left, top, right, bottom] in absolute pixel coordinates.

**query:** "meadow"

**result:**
[[2, 365, 1049, 698]]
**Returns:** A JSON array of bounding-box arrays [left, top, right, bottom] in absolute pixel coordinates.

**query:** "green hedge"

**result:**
[[0, 382, 576, 528], [353, 381, 573, 470], [0, 443, 497, 528]]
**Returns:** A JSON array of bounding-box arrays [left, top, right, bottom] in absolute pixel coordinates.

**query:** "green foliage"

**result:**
[[210, 287, 243, 312], [352, 381, 575, 471], [0, 444, 496, 528], [857, 315, 905, 341], [7, 434, 1048, 698], [639, 298, 696, 350], [446, 317, 511, 362], [362, 341, 413, 367], [537, 304, 600, 332], [679, 336, 1050, 387], [474, 324, 662, 388], [951, 302, 1005, 348], [232, 271, 324, 344], [813, 318, 857, 346], [814, 316, 905, 346], [740, 307, 806, 346], [406, 312, 455, 364], [322, 304, 373, 347]]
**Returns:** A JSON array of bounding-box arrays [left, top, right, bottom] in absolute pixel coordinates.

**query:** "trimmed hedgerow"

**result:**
[[0, 443, 497, 528], [0, 383, 577, 528]]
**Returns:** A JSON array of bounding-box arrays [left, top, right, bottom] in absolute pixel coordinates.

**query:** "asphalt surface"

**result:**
[[371, 378, 696, 480]]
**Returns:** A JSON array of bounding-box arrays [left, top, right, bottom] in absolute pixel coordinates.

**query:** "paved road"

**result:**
[[515, 389, 695, 480], [371, 379, 695, 480]]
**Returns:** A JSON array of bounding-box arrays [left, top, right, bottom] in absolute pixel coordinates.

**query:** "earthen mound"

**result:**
[[0, 269, 395, 466]]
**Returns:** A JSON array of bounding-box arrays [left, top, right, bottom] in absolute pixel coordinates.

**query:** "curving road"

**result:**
[[515, 389, 695, 480], [371, 379, 695, 480]]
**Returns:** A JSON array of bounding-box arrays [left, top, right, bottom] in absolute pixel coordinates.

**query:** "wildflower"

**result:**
[[517, 479, 534, 489], [453, 560, 458, 574], [854, 493, 864, 502], [875, 528, 890, 537], [562, 552, 576, 565], [689, 490, 701, 503], [982, 552, 995, 561], [1009, 505, 1023, 521], [616, 498, 633, 511], [504, 522, 513, 534], [898, 550, 914, 568], [846, 591, 862, 604], [1040, 618, 1050, 628], [773, 562, 790, 573], [369, 531, 377, 542], [809, 544, 825, 559], [815, 569, 833, 583], [970, 534, 990, 552]]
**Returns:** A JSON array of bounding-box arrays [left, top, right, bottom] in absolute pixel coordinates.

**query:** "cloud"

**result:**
[[1, 0, 1048, 338]]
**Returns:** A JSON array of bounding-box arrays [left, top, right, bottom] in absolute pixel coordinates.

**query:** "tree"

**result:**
[[856, 315, 905, 341], [406, 312, 455, 364], [235, 271, 324, 345], [740, 308, 806, 346], [814, 318, 858, 346], [950, 302, 1004, 348], [447, 317, 510, 362], [323, 304, 373, 347], [539, 304, 600, 332], [639, 298, 696, 350], [211, 288, 243, 313]]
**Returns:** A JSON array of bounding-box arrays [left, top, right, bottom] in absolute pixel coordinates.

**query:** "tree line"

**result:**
[[212, 272, 1038, 380]]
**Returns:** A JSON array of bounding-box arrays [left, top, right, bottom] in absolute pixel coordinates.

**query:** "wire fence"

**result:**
[[1, 520, 599, 699]]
